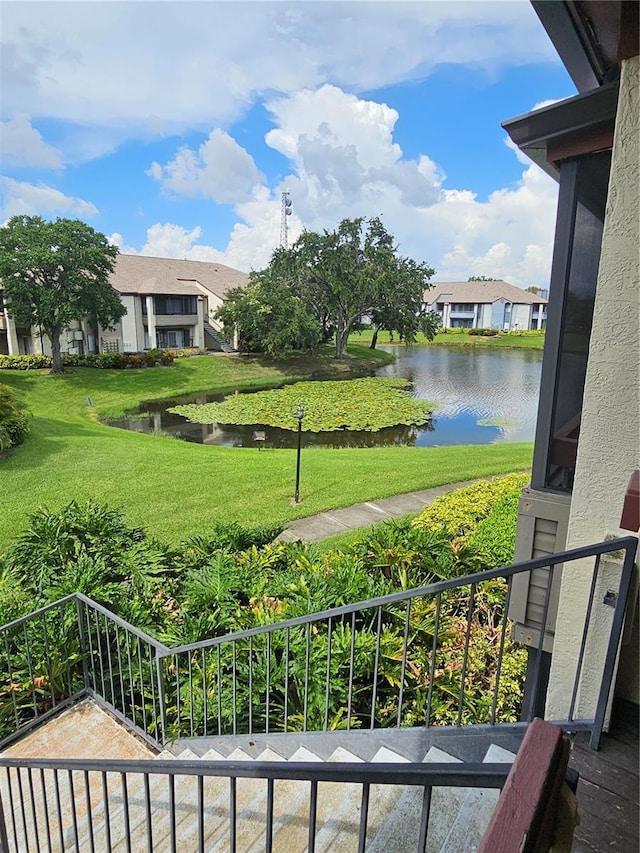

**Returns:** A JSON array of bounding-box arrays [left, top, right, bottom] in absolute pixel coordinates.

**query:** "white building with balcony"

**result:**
[[425, 280, 548, 331]]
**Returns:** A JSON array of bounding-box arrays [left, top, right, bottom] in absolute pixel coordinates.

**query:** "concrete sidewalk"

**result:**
[[277, 479, 479, 543]]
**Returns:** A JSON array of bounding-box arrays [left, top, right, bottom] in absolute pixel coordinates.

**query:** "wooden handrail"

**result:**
[[479, 718, 572, 853]]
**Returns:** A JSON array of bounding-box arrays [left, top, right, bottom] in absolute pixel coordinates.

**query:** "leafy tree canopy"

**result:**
[[217, 217, 435, 359], [467, 275, 498, 281], [0, 216, 124, 373]]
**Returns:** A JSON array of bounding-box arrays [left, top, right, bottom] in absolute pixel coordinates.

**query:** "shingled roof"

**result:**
[[426, 280, 547, 304], [110, 254, 249, 299]]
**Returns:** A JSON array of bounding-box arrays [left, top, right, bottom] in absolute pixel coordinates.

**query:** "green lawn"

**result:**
[[0, 346, 533, 551], [349, 330, 545, 349]]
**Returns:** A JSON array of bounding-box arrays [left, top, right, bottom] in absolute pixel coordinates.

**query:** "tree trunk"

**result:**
[[369, 326, 379, 349], [49, 327, 64, 374]]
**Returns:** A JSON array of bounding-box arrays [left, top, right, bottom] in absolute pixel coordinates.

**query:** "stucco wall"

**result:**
[[546, 56, 640, 719]]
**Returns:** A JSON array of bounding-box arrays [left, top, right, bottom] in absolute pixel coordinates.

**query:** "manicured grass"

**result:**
[[0, 347, 533, 551], [349, 330, 545, 349]]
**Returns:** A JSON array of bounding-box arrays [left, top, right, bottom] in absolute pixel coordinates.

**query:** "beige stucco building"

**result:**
[[0, 254, 248, 356], [425, 280, 548, 331], [504, 1, 639, 724]]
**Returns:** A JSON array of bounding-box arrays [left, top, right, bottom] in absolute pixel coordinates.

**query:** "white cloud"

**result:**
[[1, 1, 556, 139], [1, 178, 99, 220], [0, 114, 63, 168], [149, 129, 263, 203], [119, 83, 559, 288]]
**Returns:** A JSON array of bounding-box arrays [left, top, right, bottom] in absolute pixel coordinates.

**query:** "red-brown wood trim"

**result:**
[[479, 718, 570, 853], [548, 122, 614, 164], [620, 469, 640, 532]]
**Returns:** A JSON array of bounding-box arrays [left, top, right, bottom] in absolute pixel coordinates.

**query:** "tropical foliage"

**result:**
[[169, 378, 434, 432], [0, 475, 529, 743]]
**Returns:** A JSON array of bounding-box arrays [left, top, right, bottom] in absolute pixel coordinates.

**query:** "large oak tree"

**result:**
[[218, 217, 436, 359], [0, 216, 125, 373]]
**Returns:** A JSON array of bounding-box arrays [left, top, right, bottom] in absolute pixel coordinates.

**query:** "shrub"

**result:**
[[0, 351, 175, 370], [0, 383, 30, 449], [411, 473, 529, 537], [469, 492, 521, 567]]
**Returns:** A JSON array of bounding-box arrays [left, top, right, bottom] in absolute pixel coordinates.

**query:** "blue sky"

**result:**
[[1, 1, 577, 286]]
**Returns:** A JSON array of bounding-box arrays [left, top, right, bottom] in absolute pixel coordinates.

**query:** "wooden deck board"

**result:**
[[569, 702, 639, 853]]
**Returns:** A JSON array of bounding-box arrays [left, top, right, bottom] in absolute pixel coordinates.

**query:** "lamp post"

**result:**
[[294, 405, 304, 503]]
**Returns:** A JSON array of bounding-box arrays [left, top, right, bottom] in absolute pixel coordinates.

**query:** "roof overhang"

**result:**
[[502, 81, 618, 182], [531, 1, 638, 93]]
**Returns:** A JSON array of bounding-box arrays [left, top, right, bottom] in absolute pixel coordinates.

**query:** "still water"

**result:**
[[109, 347, 542, 448]]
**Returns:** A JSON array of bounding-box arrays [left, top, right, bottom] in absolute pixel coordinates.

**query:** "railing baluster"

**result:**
[[40, 611, 56, 710], [22, 624, 37, 720], [15, 766, 29, 853], [121, 772, 131, 853], [84, 769, 95, 853], [347, 611, 356, 730], [144, 772, 153, 853], [308, 779, 318, 853], [304, 623, 311, 731], [417, 785, 433, 852], [457, 583, 476, 727], [201, 647, 207, 738], [26, 767, 39, 853], [53, 768, 64, 853], [68, 769, 80, 852], [175, 653, 182, 733], [230, 776, 237, 853], [93, 608, 107, 698], [39, 768, 52, 853], [0, 775, 12, 853], [569, 554, 601, 721], [101, 770, 112, 852], [147, 642, 158, 739], [104, 612, 116, 706], [490, 578, 513, 725], [188, 650, 194, 737], [425, 592, 441, 727], [265, 777, 274, 853], [248, 636, 254, 735], [198, 774, 205, 853], [284, 627, 290, 732], [169, 774, 177, 853], [370, 606, 383, 729], [3, 631, 20, 728], [232, 640, 237, 736], [125, 630, 135, 721], [137, 637, 148, 733], [324, 617, 333, 730], [217, 646, 222, 736], [397, 600, 412, 728], [266, 633, 271, 734], [115, 625, 126, 715], [4, 767, 19, 853], [357, 782, 370, 853]]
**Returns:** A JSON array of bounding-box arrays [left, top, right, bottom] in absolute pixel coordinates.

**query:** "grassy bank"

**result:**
[[350, 330, 545, 349], [0, 346, 532, 551]]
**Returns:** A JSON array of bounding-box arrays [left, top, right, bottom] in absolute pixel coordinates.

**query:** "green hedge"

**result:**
[[0, 350, 175, 370]]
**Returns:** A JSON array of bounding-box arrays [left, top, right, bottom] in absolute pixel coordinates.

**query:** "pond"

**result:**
[[109, 346, 542, 448]]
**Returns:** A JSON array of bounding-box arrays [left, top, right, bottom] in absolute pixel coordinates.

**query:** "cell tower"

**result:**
[[280, 191, 292, 249]]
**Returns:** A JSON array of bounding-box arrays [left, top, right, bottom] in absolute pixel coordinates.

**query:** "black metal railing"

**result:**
[[0, 755, 510, 853], [1, 538, 636, 752]]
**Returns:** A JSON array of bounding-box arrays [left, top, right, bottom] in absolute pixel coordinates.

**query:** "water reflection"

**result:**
[[109, 346, 541, 448]]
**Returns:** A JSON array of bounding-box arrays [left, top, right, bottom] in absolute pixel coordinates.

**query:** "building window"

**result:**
[[157, 329, 190, 348], [143, 296, 197, 315], [451, 318, 474, 328]]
